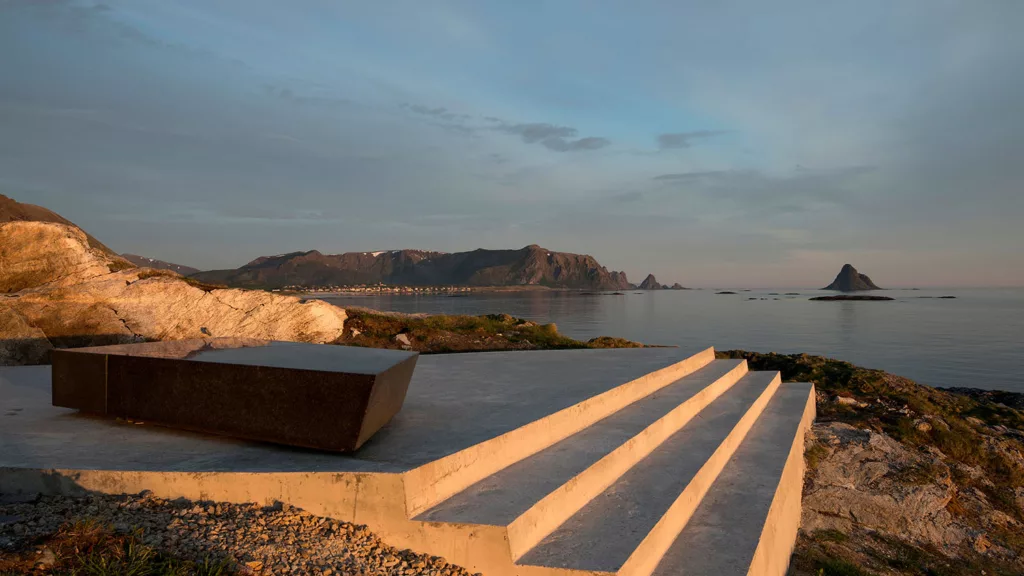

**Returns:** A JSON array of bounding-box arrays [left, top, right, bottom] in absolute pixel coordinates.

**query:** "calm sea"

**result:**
[[318, 288, 1024, 392]]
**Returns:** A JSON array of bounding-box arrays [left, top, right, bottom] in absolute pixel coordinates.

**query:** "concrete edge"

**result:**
[[0, 467, 406, 528], [402, 346, 717, 517], [618, 371, 783, 576], [506, 359, 749, 560], [745, 382, 816, 576]]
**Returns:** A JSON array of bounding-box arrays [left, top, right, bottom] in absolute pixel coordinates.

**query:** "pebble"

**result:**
[[0, 492, 474, 576]]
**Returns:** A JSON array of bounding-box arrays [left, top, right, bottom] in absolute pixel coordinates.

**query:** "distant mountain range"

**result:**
[[191, 245, 640, 291], [2, 194, 690, 292], [121, 254, 200, 276]]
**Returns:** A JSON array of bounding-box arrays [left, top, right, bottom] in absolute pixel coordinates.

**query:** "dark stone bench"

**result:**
[[51, 338, 418, 451]]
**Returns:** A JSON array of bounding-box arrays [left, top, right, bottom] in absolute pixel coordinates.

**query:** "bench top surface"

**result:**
[[57, 339, 416, 375]]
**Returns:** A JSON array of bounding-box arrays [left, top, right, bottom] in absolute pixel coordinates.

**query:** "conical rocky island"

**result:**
[[822, 264, 881, 291], [636, 274, 687, 290], [638, 274, 662, 290]]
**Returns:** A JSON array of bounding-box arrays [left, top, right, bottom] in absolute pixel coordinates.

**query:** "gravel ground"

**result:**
[[0, 492, 477, 576]]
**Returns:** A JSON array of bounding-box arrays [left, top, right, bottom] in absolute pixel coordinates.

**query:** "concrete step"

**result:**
[[652, 382, 815, 576], [517, 370, 781, 574], [416, 359, 749, 558], [403, 347, 717, 516]]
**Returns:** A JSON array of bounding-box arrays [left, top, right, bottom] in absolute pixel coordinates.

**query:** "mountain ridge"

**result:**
[[192, 244, 634, 290], [121, 254, 199, 275]]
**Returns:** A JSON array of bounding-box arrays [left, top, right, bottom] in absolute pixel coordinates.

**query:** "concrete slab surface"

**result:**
[[652, 382, 814, 576], [60, 339, 419, 373], [518, 370, 779, 572], [417, 359, 744, 526], [0, 347, 697, 474]]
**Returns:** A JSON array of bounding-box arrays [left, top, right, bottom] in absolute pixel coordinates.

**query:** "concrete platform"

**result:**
[[0, 345, 814, 576]]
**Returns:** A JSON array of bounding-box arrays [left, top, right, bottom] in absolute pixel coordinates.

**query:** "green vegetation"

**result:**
[[340, 310, 645, 353], [0, 521, 233, 575], [794, 527, 1024, 576], [135, 269, 178, 281], [180, 277, 226, 292], [813, 557, 873, 576], [805, 441, 829, 472]]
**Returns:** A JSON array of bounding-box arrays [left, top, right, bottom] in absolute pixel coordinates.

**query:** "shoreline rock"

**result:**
[[810, 295, 894, 301]]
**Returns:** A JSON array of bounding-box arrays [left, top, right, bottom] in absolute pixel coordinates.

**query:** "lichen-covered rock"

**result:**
[[802, 422, 968, 548], [0, 222, 347, 365]]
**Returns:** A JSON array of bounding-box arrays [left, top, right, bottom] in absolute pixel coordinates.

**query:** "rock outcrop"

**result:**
[[802, 423, 968, 547], [669, 283, 687, 290], [0, 221, 347, 365], [0, 193, 115, 256], [638, 274, 663, 290], [822, 264, 881, 291], [193, 244, 632, 291]]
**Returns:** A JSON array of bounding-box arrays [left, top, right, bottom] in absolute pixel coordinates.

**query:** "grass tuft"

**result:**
[[0, 520, 235, 576]]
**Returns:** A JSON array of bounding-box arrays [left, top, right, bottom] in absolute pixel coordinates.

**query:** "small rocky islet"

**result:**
[[810, 295, 894, 301]]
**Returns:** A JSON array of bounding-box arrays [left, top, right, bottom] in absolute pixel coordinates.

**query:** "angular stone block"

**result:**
[[50, 338, 418, 451]]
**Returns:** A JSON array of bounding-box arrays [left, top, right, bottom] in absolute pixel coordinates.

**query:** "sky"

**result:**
[[1, 1, 1022, 288]]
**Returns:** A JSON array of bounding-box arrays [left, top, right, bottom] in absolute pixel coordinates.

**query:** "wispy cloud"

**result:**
[[265, 85, 352, 109], [656, 130, 728, 150], [495, 122, 610, 152], [652, 170, 738, 181], [401, 103, 612, 152]]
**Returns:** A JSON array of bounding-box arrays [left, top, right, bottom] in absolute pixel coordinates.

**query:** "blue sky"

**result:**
[[1, 1, 1022, 287]]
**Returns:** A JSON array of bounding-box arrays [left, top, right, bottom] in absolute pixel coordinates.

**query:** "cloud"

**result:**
[[404, 103, 467, 122], [495, 122, 610, 152], [399, 104, 611, 152], [540, 135, 611, 152], [265, 85, 352, 109], [652, 170, 737, 181], [496, 122, 577, 142], [656, 130, 728, 149]]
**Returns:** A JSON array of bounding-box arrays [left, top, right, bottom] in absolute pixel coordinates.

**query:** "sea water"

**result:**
[[320, 288, 1024, 392]]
